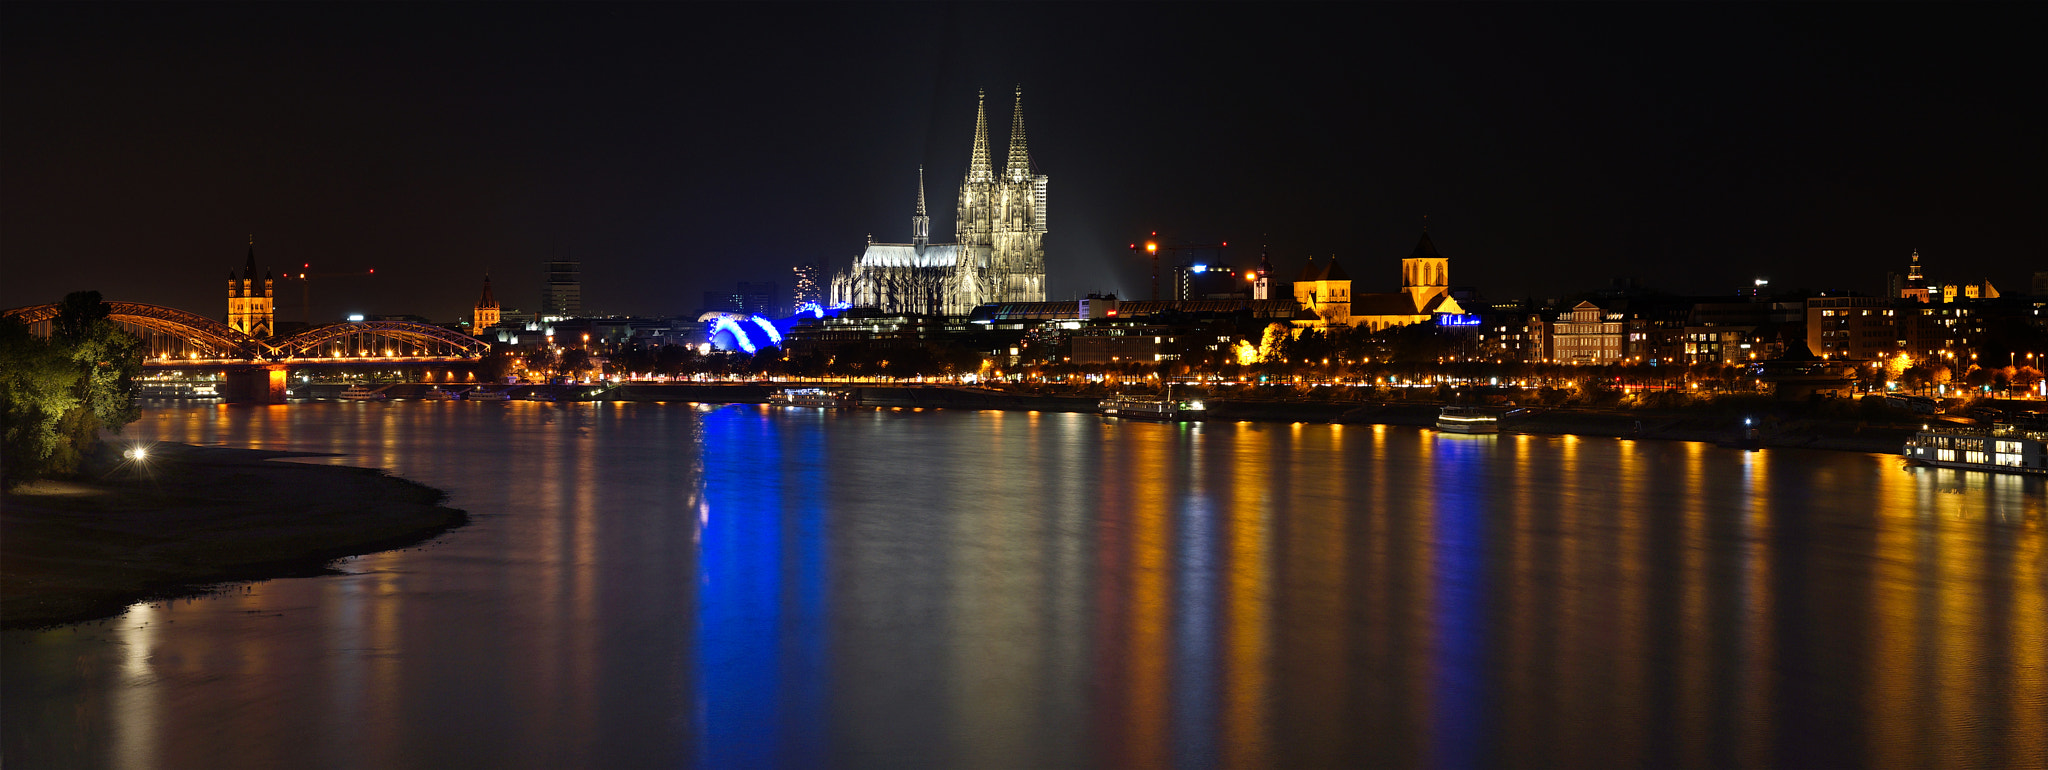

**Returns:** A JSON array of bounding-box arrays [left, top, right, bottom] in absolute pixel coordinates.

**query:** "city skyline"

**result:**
[[3, 3, 2039, 322]]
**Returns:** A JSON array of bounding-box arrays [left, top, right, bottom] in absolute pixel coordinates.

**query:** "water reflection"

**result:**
[[2, 403, 2043, 769]]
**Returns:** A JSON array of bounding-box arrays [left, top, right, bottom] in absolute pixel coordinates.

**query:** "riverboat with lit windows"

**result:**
[[1902, 418, 2048, 475], [1098, 392, 1207, 422], [464, 388, 511, 401], [771, 387, 857, 409], [1435, 406, 1500, 434], [339, 385, 387, 401]]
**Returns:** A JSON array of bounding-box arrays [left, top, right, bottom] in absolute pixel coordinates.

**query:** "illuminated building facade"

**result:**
[[791, 263, 822, 309], [226, 236, 274, 338], [831, 87, 1049, 315], [1551, 301, 1626, 364], [1806, 295, 1898, 360]]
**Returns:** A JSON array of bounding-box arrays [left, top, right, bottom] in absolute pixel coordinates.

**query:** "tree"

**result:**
[[1, 291, 143, 488]]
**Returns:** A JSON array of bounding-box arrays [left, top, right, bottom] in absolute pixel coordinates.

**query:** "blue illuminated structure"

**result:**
[[707, 315, 763, 353], [749, 316, 783, 346], [1438, 314, 1483, 327], [699, 303, 850, 353]]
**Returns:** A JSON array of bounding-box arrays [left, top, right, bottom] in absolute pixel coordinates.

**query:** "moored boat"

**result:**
[[1099, 392, 1206, 421], [1436, 406, 1499, 434], [465, 388, 511, 401], [771, 387, 857, 408], [339, 385, 388, 401], [1902, 418, 2048, 475]]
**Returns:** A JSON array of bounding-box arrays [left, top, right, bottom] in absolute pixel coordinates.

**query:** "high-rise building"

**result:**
[[736, 281, 779, 318], [473, 274, 501, 333], [792, 263, 823, 309], [704, 281, 782, 318], [831, 87, 1049, 315], [227, 236, 274, 338], [542, 259, 581, 317]]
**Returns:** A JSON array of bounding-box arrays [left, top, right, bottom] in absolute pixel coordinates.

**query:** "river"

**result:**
[[4, 401, 2044, 769]]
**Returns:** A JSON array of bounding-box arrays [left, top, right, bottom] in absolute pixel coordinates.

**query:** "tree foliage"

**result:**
[[1, 291, 144, 488]]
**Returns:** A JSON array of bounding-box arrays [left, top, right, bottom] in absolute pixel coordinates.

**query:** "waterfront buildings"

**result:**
[[1551, 301, 1626, 364], [831, 88, 1049, 315]]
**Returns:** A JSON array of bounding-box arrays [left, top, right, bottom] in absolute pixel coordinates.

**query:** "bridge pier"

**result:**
[[225, 365, 290, 404]]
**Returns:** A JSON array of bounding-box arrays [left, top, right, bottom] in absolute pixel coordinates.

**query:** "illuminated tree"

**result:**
[[0, 291, 143, 488]]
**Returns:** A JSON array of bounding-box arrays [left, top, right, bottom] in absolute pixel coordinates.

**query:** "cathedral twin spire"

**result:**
[[964, 86, 1032, 186], [967, 90, 995, 185], [1005, 85, 1032, 183]]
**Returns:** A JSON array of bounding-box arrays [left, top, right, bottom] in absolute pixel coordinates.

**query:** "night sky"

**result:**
[[4, 3, 2041, 323]]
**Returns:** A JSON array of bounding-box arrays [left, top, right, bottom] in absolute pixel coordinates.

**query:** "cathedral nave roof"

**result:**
[[856, 243, 963, 269]]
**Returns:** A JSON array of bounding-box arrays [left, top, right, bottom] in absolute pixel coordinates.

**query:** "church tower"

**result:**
[[1253, 246, 1274, 300], [1401, 229, 1450, 308], [227, 236, 274, 338], [957, 90, 996, 272], [474, 274, 501, 333], [1900, 250, 1930, 302], [988, 85, 1048, 303]]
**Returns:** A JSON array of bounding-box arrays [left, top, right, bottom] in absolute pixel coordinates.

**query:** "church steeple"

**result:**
[[1004, 85, 1031, 183], [473, 273, 501, 333], [967, 90, 993, 184], [912, 166, 930, 252]]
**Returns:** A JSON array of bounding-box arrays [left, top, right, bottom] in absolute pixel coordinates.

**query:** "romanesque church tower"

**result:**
[[227, 236, 274, 338], [473, 274, 501, 333]]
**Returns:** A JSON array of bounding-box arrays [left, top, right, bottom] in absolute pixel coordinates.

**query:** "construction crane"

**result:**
[[1129, 233, 1229, 301], [284, 263, 375, 327]]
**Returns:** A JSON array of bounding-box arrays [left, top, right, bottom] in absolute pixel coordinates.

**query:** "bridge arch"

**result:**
[[3, 301, 261, 359], [272, 321, 489, 360]]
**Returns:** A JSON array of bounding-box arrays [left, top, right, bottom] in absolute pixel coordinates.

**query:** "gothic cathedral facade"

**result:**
[[831, 87, 1048, 315]]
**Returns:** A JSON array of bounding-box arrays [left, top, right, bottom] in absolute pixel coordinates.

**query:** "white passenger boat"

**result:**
[[771, 387, 857, 408], [1902, 418, 2048, 475], [1436, 406, 1499, 434], [1099, 392, 1206, 421], [339, 385, 387, 401]]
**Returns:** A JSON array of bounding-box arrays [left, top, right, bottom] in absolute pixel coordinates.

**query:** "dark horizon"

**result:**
[[4, 3, 2040, 322]]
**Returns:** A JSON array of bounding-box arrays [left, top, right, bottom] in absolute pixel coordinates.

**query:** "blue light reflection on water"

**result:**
[[693, 407, 830, 768], [1425, 433, 1494, 770]]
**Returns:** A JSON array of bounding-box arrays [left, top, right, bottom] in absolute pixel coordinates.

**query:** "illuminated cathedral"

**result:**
[[830, 87, 1048, 315]]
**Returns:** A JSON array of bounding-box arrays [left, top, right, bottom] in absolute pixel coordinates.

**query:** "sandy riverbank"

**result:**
[[2, 444, 467, 630]]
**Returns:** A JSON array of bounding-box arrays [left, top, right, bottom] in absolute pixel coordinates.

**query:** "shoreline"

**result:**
[[300, 382, 1934, 455], [1, 444, 467, 630]]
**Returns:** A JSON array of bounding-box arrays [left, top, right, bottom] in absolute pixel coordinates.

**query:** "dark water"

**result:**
[[4, 402, 2044, 769]]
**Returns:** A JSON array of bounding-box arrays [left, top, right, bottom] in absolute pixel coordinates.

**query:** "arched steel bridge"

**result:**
[[2, 301, 489, 363]]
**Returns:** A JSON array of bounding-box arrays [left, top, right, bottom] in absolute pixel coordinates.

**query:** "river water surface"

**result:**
[[4, 402, 2044, 769]]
